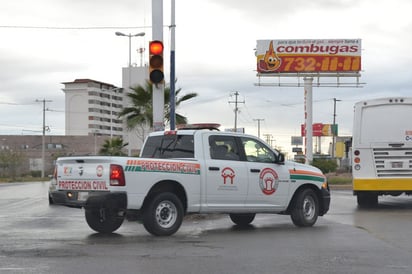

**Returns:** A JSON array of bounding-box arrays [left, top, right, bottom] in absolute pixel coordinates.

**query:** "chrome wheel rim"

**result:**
[[303, 196, 316, 220], [155, 200, 177, 229]]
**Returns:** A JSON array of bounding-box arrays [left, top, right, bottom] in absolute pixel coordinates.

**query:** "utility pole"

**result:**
[[36, 99, 52, 178], [263, 133, 274, 147], [253, 118, 264, 138], [228, 91, 245, 132], [332, 98, 341, 158]]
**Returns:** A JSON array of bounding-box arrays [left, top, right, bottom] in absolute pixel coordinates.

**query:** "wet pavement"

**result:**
[[1, 182, 412, 274]]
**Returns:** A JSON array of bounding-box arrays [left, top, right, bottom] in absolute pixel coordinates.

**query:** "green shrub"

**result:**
[[30, 171, 42, 178], [311, 158, 338, 174]]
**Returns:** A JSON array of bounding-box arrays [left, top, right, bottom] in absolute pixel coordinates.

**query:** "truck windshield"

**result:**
[[141, 135, 195, 158]]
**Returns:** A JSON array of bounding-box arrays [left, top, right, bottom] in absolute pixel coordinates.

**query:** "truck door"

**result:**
[[240, 137, 290, 210], [204, 135, 248, 210]]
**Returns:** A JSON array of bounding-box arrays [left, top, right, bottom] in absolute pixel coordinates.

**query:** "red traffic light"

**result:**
[[149, 40, 164, 84], [149, 41, 164, 55]]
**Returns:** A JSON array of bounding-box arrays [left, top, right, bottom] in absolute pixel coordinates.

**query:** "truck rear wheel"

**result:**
[[85, 208, 124, 234], [290, 188, 319, 227], [143, 192, 184, 236], [229, 213, 256, 226]]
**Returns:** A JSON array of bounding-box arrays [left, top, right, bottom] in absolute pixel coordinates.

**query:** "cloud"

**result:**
[[0, 0, 412, 154]]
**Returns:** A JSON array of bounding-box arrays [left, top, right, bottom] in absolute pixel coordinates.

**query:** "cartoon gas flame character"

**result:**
[[257, 41, 282, 72]]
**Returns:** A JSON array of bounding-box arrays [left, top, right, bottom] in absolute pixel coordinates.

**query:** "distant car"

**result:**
[[48, 178, 57, 204]]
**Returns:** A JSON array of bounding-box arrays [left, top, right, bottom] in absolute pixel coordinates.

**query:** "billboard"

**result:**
[[301, 123, 338, 137], [256, 39, 361, 74], [291, 136, 303, 146]]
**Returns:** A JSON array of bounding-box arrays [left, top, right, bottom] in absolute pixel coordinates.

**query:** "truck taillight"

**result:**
[[110, 164, 125, 186]]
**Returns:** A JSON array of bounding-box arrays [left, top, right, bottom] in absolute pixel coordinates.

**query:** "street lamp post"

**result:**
[[115, 32, 145, 67]]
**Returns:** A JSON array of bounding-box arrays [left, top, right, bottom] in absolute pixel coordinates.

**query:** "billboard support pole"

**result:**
[[304, 77, 313, 164]]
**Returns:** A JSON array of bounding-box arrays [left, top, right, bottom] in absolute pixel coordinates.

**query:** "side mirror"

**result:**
[[277, 153, 285, 164]]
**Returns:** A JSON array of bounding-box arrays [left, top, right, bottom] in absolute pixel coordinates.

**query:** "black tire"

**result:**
[[290, 188, 319, 227], [48, 193, 54, 205], [85, 208, 124, 234], [357, 193, 378, 208], [142, 192, 184, 236], [229, 213, 256, 226]]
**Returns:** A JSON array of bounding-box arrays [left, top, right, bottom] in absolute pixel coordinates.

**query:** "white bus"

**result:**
[[352, 97, 412, 207]]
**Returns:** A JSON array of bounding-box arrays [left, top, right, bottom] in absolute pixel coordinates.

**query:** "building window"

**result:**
[[47, 143, 64, 150]]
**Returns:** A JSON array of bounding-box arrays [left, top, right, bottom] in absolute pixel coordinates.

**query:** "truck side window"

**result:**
[[209, 136, 240, 161], [141, 135, 194, 158], [241, 137, 275, 163]]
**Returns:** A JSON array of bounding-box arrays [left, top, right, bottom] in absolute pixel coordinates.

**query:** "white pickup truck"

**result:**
[[50, 127, 330, 236]]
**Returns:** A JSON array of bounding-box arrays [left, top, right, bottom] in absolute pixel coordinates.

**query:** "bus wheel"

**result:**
[[357, 193, 378, 208]]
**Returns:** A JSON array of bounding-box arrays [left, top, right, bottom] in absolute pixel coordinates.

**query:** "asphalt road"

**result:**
[[1, 182, 412, 274]]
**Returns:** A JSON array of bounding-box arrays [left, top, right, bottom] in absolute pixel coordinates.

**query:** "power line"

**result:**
[[0, 25, 148, 30], [0, 25, 173, 30], [0, 101, 37, 106]]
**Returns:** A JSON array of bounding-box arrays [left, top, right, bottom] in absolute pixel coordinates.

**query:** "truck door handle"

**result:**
[[250, 169, 261, 173], [209, 166, 220, 171]]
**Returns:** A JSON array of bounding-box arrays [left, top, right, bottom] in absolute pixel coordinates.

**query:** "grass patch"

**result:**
[[326, 173, 352, 185]]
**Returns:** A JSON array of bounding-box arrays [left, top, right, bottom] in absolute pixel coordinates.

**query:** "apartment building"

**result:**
[[62, 78, 125, 138], [1, 68, 150, 178]]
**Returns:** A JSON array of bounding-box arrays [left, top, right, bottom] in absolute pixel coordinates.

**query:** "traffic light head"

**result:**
[[149, 40, 164, 84]]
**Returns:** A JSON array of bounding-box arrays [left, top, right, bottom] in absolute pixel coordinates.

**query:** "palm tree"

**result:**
[[119, 81, 154, 130], [118, 80, 198, 139], [164, 85, 198, 125], [98, 137, 128, 156]]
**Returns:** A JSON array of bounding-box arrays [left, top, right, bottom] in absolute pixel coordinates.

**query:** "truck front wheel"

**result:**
[[143, 192, 184, 236], [229, 213, 256, 226], [290, 188, 319, 227], [85, 208, 124, 234]]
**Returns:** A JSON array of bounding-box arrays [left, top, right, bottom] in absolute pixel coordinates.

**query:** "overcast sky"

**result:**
[[1, 0, 411, 153]]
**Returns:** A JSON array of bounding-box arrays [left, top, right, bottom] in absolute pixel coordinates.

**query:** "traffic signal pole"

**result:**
[[152, 0, 165, 131], [169, 0, 176, 130]]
